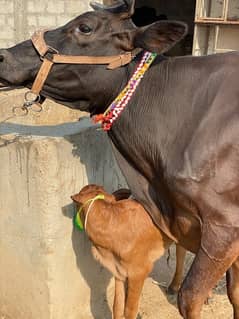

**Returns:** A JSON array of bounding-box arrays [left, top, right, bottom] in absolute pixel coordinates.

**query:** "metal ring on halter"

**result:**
[[24, 91, 41, 104], [23, 91, 42, 113], [12, 106, 29, 117]]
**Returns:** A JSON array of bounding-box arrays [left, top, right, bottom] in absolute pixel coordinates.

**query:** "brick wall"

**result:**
[[0, 0, 91, 48]]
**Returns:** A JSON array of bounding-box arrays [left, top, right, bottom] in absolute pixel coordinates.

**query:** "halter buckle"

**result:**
[[40, 46, 59, 61]]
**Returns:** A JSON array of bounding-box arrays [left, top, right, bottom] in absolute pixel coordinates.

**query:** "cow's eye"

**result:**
[[77, 24, 92, 34]]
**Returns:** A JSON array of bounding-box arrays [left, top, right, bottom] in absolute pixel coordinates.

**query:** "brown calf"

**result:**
[[71, 184, 172, 319], [113, 189, 188, 297]]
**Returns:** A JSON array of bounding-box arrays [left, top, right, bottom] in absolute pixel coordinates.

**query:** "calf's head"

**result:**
[[0, 0, 187, 115], [71, 184, 115, 207]]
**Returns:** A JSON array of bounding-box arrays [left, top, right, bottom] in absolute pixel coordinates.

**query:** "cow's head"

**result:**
[[0, 0, 187, 115]]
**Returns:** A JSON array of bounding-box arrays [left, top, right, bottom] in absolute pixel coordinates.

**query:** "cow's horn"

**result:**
[[90, 0, 135, 17]]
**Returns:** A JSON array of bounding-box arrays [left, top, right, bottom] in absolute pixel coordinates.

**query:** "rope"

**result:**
[[74, 194, 105, 232]]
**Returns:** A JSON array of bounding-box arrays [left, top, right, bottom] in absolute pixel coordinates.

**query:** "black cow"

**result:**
[[1, 1, 239, 318]]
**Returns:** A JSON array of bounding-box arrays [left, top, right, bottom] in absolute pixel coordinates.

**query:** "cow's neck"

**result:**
[[106, 58, 174, 239], [108, 55, 170, 180], [93, 51, 157, 131], [106, 55, 202, 241]]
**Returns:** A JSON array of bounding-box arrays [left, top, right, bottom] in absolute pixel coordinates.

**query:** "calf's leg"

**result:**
[[124, 270, 150, 319], [168, 245, 186, 294], [113, 278, 125, 319], [227, 257, 239, 319]]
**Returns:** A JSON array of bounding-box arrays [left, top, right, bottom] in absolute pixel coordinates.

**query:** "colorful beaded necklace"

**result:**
[[93, 51, 157, 131]]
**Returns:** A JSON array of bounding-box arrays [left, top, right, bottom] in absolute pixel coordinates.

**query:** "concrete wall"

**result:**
[[0, 0, 91, 48], [0, 95, 127, 319]]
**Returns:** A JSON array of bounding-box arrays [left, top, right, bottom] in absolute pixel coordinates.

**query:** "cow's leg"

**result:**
[[168, 245, 213, 304], [178, 246, 237, 319], [168, 245, 187, 294], [226, 257, 239, 319], [113, 278, 125, 319]]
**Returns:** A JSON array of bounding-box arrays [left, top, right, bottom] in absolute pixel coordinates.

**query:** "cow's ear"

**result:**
[[113, 21, 188, 54]]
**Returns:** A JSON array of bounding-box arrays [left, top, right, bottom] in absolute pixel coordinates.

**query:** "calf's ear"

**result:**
[[113, 21, 188, 54], [71, 195, 79, 203]]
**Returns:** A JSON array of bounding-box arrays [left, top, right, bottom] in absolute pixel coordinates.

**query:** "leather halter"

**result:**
[[30, 29, 135, 98]]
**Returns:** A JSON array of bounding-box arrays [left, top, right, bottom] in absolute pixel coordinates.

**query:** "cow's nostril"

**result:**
[[0, 55, 4, 62]]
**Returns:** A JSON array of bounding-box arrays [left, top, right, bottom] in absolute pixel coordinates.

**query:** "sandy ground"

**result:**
[[107, 246, 233, 319]]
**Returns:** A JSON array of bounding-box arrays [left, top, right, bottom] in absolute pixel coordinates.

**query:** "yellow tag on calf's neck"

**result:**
[[74, 207, 84, 231]]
